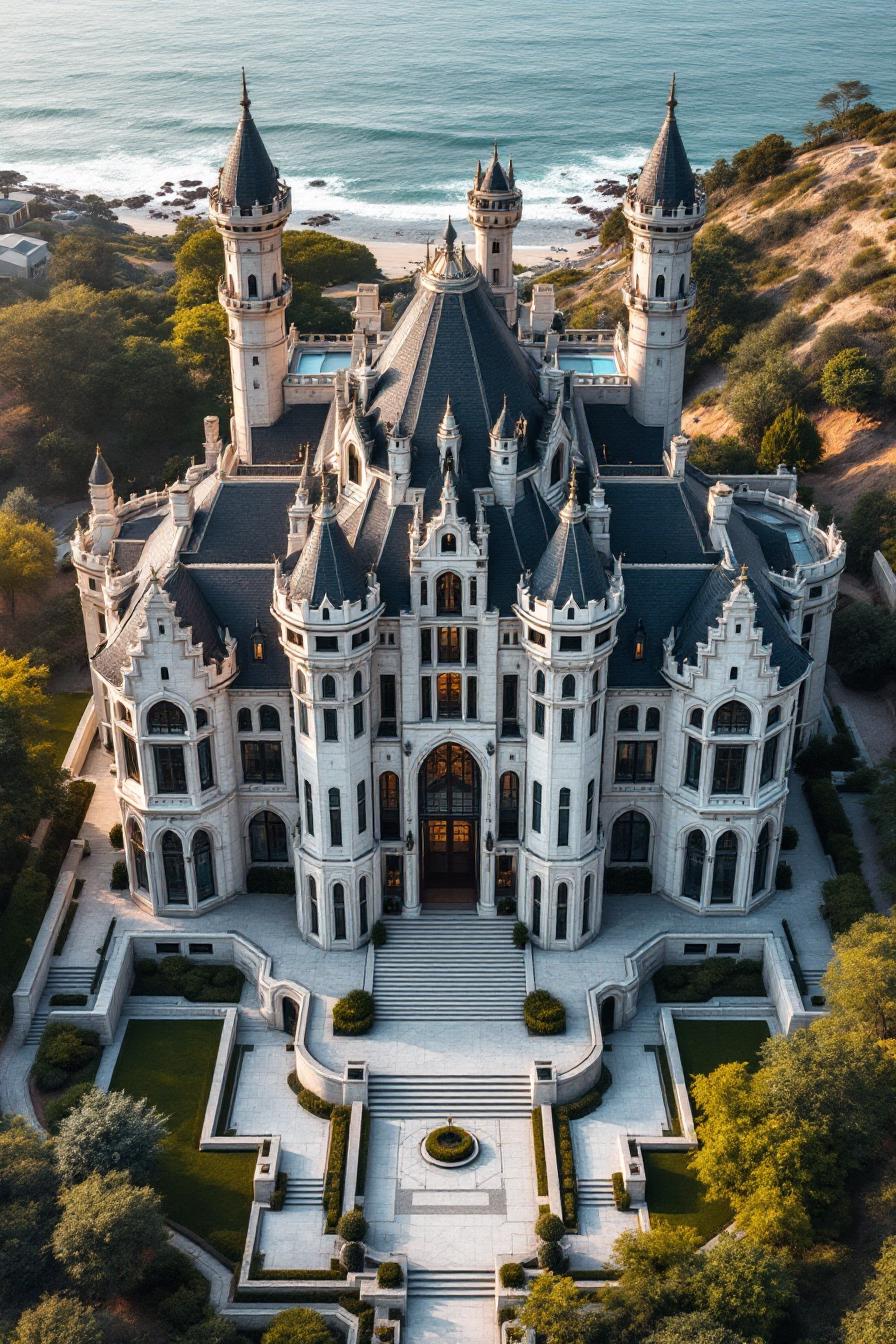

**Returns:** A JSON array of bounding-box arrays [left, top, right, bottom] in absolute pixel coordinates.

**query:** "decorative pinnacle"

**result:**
[[568, 464, 578, 504], [739, 561, 749, 582], [667, 73, 677, 114], [241, 68, 251, 112], [443, 216, 457, 251]]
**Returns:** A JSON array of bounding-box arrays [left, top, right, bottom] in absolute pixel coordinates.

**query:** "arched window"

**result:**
[[655, 274, 665, 298], [752, 822, 771, 896], [610, 811, 650, 864], [193, 830, 215, 902], [249, 810, 288, 863], [681, 831, 705, 902], [353, 671, 363, 696], [348, 445, 360, 485], [618, 705, 638, 732], [379, 772, 400, 839], [128, 820, 148, 891], [711, 831, 738, 904], [556, 883, 568, 940], [498, 772, 519, 839], [592, 671, 600, 695], [321, 675, 336, 699], [333, 883, 347, 940], [162, 831, 187, 904], [259, 705, 280, 732], [295, 671, 306, 695], [436, 572, 462, 615], [689, 707, 704, 729], [582, 874, 593, 935], [304, 780, 314, 836], [550, 450, 563, 485], [328, 788, 343, 847], [557, 788, 571, 846], [247, 273, 258, 297], [645, 707, 661, 732], [308, 875, 319, 937], [237, 708, 252, 733], [272, 272, 278, 291], [767, 706, 781, 728], [359, 877, 369, 937], [535, 670, 545, 696], [561, 674, 575, 699], [712, 701, 751, 734], [441, 533, 456, 553], [678, 273, 686, 297], [148, 701, 187, 734], [195, 708, 209, 729], [532, 875, 542, 937]]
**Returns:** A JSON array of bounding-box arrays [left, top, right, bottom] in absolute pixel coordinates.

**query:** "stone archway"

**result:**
[[418, 743, 481, 908], [600, 995, 617, 1036]]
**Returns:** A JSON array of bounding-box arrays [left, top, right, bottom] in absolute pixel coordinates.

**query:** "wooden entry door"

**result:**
[[424, 819, 476, 887]]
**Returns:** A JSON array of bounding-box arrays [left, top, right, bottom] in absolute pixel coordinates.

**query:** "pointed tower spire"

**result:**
[[667, 72, 677, 113], [216, 71, 281, 210], [241, 66, 251, 111], [633, 75, 695, 210], [491, 394, 510, 440], [443, 216, 457, 252]]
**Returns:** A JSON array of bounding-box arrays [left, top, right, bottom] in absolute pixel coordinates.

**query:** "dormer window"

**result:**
[[633, 621, 646, 661], [441, 533, 457, 553], [251, 620, 266, 662]]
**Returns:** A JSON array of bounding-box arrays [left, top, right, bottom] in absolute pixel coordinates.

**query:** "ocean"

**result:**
[[2, 0, 896, 245]]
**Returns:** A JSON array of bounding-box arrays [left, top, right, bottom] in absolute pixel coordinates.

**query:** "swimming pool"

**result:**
[[558, 354, 618, 376], [293, 350, 353, 375]]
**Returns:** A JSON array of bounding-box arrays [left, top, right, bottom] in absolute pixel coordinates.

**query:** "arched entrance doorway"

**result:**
[[600, 996, 616, 1036], [419, 744, 481, 907], [282, 997, 299, 1036]]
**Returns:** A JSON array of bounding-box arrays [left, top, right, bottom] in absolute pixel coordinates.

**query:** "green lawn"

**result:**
[[646, 1018, 771, 1242], [44, 692, 90, 767], [110, 1019, 256, 1262]]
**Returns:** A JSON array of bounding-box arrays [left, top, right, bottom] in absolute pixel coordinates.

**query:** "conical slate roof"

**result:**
[[217, 72, 281, 210], [89, 445, 113, 487], [480, 145, 511, 194], [635, 76, 696, 211], [530, 474, 608, 606], [288, 495, 368, 607]]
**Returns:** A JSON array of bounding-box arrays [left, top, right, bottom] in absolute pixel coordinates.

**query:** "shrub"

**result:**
[[376, 1261, 403, 1288], [532, 1110, 548, 1197], [821, 347, 883, 410], [11, 1294, 102, 1344], [776, 861, 793, 890], [245, 866, 296, 894], [524, 989, 566, 1035], [822, 873, 874, 934], [654, 957, 764, 1002], [537, 1240, 566, 1271], [796, 732, 857, 777], [333, 989, 374, 1035], [289, 1077, 334, 1120], [564, 1066, 613, 1119], [829, 600, 896, 689], [843, 766, 879, 792], [535, 1209, 567, 1243], [781, 825, 799, 850], [33, 1022, 100, 1093], [44, 1080, 94, 1133], [604, 865, 652, 894], [828, 832, 863, 875], [340, 1241, 365, 1272], [612, 1171, 631, 1211], [803, 775, 852, 846], [337, 1208, 367, 1242], [688, 434, 757, 475], [49, 992, 88, 1006], [500, 1262, 526, 1289], [110, 859, 129, 889], [261, 1307, 335, 1344], [512, 920, 528, 949], [732, 133, 794, 184], [54, 1086, 166, 1185], [370, 920, 387, 949], [135, 955, 243, 1003], [108, 823, 123, 849], [758, 405, 823, 472], [424, 1125, 475, 1164], [727, 352, 804, 445], [324, 1106, 351, 1232]]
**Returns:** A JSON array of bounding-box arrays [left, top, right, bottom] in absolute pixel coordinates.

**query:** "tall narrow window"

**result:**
[[323, 708, 339, 741], [498, 772, 520, 840], [466, 629, 478, 664], [711, 831, 738, 904], [555, 882, 568, 940], [682, 831, 706, 902], [304, 780, 314, 836], [531, 781, 542, 833], [466, 676, 477, 720], [421, 628, 433, 663], [122, 734, 140, 782], [197, 737, 215, 791], [436, 572, 462, 615], [354, 700, 364, 738], [760, 733, 779, 787], [589, 701, 598, 736], [436, 672, 462, 719], [193, 830, 215, 902], [129, 820, 148, 891], [379, 772, 400, 839], [585, 780, 595, 835], [752, 822, 771, 896], [379, 675, 397, 734], [309, 875, 319, 937], [247, 273, 258, 297], [162, 831, 187, 905], [560, 708, 575, 741], [357, 779, 367, 833], [532, 876, 542, 937], [328, 788, 343, 847], [237, 707, 252, 733], [582, 875, 592, 935], [610, 811, 650, 864], [534, 700, 545, 735], [684, 737, 702, 790], [655, 273, 665, 297], [501, 675, 518, 734], [359, 877, 369, 936], [420, 676, 432, 720], [558, 788, 571, 846], [249, 810, 288, 863], [333, 883, 347, 940]]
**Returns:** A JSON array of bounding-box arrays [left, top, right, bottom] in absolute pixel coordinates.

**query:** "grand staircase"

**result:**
[[373, 913, 526, 1022], [26, 966, 95, 1044], [368, 1072, 531, 1118], [407, 1268, 494, 1298]]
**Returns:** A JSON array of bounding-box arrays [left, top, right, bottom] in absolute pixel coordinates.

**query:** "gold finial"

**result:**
[[568, 464, 578, 503], [739, 562, 749, 582]]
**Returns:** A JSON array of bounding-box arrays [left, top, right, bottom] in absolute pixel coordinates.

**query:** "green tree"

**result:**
[[51, 237, 118, 291], [0, 1117, 60, 1305], [697, 1234, 795, 1339], [260, 1307, 335, 1344], [604, 1224, 702, 1340], [599, 204, 628, 248], [688, 435, 758, 475], [758, 404, 824, 472], [868, 760, 896, 874], [702, 159, 737, 195], [286, 283, 352, 335], [115, 334, 195, 442], [169, 302, 230, 391], [281, 230, 378, 287], [824, 914, 896, 1044], [54, 1087, 167, 1186], [818, 80, 873, 133], [173, 227, 223, 305], [687, 225, 758, 368], [0, 511, 56, 616], [830, 600, 896, 690], [842, 1235, 896, 1344], [30, 429, 95, 495], [844, 489, 896, 576], [52, 1171, 165, 1297], [12, 1295, 101, 1344], [731, 133, 793, 184], [645, 1315, 749, 1344], [821, 347, 882, 411], [0, 649, 53, 737], [727, 353, 804, 445], [1, 487, 43, 523], [0, 170, 26, 193], [518, 1272, 587, 1344]]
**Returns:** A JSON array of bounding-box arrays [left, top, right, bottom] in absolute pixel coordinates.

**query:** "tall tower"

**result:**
[[209, 73, 292, 462], [467, 144, 523, 326], [623, 78, 705, 443]]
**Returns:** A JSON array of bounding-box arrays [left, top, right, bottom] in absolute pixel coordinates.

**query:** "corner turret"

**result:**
[[467, 143, 523, 326]]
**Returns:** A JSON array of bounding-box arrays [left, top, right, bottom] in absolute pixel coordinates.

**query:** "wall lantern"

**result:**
[[251, 619, 266, 662], [405, 830, 415, 852], [485, 831, 494, 852], [633, 620, 646, 662], [403, 740, 413, 757]]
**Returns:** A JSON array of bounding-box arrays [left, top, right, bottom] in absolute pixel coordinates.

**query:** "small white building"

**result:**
[[73, 76, 845, 951], [0, 233, 48, 280], [0, 195, 31, 232]]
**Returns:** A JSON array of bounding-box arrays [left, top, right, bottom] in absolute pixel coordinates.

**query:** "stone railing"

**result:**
[[11, 840, 85, 1043], [61, 698, 97, 777]]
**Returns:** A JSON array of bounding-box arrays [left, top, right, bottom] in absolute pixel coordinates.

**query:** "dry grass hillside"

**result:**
[[561, 136, 896, 515]]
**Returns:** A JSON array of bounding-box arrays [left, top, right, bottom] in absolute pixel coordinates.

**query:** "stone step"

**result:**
[[26, 1013, 50, 1045], [282, 1177, 324, 1207], [407, 1269, 494, 1297], [369, 1074, 531, 1117]]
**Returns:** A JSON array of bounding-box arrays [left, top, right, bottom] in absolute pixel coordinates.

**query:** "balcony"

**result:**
[[218, 277, 292, 314], [621, 280, 696, 314]]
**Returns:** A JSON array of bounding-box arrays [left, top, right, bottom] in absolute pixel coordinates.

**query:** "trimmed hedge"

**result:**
[[32, 1021, 100, 1092], [776, 861, 793, 890], [781, 825, 799, 850], [524, 989, 566, 1035], [337, 1208, 367, 1242], [499, 1262, 525, 1289], [324, 1105, 352, 1232], [424, 1125, 475, 1164], [110, 859, 129, 889], [288, 1075, 335, 1120], [246, 866, 296, 894], [370, 920, 387, 949], [49, 992, 87, 1006], [564, 1066, 613, 1120], [535, 1210, 566, 1242], [653, 957, 764, 1003], [376, 1261, 403, 1289], [133, 956, 244, 1003], [604, 866, 652, 895], [538, 1241, 566, 1271], [340, 1241, 365, 1272], [821, 873, 875, 935], [612, 1171, 631, 1211], [333, 989, 374, 1035], [109, 822, 123, 849], [803, 776, 863, 874], [554, 1107, 577, 1229], [512, 920, 528, 949], [532, 1109, 548, 1198]]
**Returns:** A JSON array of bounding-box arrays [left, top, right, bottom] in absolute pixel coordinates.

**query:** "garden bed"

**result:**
[[653, 956, 764, 1003], [131, 955, 244, 1002]]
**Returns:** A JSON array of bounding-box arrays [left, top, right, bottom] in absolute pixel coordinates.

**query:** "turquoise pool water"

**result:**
[[294, 350, 353, 375], [558, 354, 618, 376]]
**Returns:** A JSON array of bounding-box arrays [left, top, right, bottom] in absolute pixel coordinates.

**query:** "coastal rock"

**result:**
[[123, 194, 152, 208], [594, 178, 626, 197], [564, 195, 583, 205], [179, 178, 202, 187], [308, 179, 326, 187], [302, 212, 340, 226], [575, 205, 593, 215]]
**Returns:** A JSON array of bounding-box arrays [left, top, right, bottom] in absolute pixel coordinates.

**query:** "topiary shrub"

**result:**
[[612, 1171, 631, 1211], [534, 1210, 567, 1243], [828, 832, 863, 875], [781, 825, 799, 850], [370, 920, 387, 949], [499, 1262, 525, 1289], [110, 860, 129, 890], [822, 872, 874, 934], [340, 1241, 365, 1272], [424, 1125, 475, 1164], [512, 921, 528, 949], [776, 861, 793, 890], [524, 990, 566, 1035], [108, 823, 123, 849], [537, 1240, 566, 1272], [333, 989, 374, 1035], [376, 1261, 403, 1288], [337, 1208, 367, 1242], [33, 1022, 100, 1093]]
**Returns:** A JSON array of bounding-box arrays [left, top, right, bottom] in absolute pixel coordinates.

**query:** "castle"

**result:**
[[73, 78, 844, 950]]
